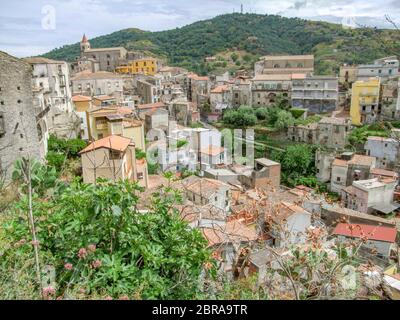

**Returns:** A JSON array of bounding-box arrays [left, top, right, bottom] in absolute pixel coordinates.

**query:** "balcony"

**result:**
[[96, 122, 108, 130]]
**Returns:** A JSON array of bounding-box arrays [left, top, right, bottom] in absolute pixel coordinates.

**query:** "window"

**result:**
[[337, 177, 341, 182], [0, 112, 5, 135], [110, 150, 121, 160], [17, 86, 21, 90]]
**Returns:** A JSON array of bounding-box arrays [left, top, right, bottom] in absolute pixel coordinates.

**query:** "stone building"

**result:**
[[251, 74, 291, 107], [339, 65, 358, 86], [317, 117, 351, 149], [254, 55, 314, 75], [80, 34, 127, 72], [135, 75, 161, 105], [71, 71, 124, 102], [25, 57, 79, 139], [365, 136, 400, 170], [210, 85, 232, 113], [231, 76, 251, 107], [0, 51, 47, 182], [186, 73, 210, 107], [291, 75, 339, 113], [380, 77, 400, 120], [315, 150, 339, 183]]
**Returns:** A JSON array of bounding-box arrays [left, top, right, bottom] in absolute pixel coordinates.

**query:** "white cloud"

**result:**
[[0, 0, 398, 57]]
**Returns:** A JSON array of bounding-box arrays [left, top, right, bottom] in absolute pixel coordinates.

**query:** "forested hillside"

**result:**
[[43, 13, 400, 75]]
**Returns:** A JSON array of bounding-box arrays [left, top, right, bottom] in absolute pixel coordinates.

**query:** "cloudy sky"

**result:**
[[1, 0, 399, 57]]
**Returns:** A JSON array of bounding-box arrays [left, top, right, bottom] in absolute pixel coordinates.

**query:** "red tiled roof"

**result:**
[[333, 223, 397, 243], [79, 135, 133, 154], [72, 95, 91, 102], [211, 85, 229, 94], [137, 102, 166, 110]]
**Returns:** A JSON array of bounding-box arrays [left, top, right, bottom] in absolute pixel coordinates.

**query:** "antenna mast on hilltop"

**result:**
[[241, 4, 243, 14]]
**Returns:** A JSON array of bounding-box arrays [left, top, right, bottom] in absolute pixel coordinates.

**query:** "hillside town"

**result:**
[[1, 31, 400, 300]]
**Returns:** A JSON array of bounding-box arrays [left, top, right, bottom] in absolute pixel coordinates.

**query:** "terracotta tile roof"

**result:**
[[333, 223, 397, 243], [123, 119, 143, 128], [211, 85, 230, 94], [89, 106, 133, 117], [201, 221, 258, 247], [348, 154, 376, 166], [371, 168, 399, 179], [188, 73, 209, 81], [291, 73, 307, 80], [137, 102, 166, 110], [72, 95, 92, 102], [93, 95, 115, 101], [181, 176, 231, 198], [81, 34, 88, 43], [79, 135, 133, 154], [332, 159, 348, 167], [200, 146, 225, 156]]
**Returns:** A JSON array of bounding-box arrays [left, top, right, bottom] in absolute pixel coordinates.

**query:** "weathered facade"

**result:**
[[0, 51, 46, 182], [255, 55, 314, 75], [291, 75, 339, 113]]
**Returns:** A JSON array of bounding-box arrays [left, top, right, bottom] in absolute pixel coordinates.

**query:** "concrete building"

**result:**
[[254, 55, 314, 75], [135, 75, 161, 105], [315, 150, 338, 183], [88, 106, 145, 151], [72, 95, 92, 140], [210, 85, 232, 113], [25, 57, 79, 139], [0, 51, 47, 182], [80, 35, 127, 72], [251, 74, 291, 107], [357, 56, 399, 82], [350, 78, 381, 125], [116, 57, 158, 76], [291, 75, 339, 113], [136, 102, 167, 119], [181, 175, 232, 212], [79, 135, 148, 187], [330, 152, 376, 193], [144, 108, 169, 133], [200, 146, 226, 171], [365, 136, 400, 170], [341, 178, 399, 215], [265, 202, 312, 248], [71, 71, 124, 102]]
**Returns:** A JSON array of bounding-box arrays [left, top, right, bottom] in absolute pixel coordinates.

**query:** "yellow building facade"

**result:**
[[350, 78, 381, 126], [116, 58, 157, 76], [88, 106, 146, 151]]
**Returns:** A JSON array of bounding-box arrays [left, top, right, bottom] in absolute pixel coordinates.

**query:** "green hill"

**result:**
[[43, 13, 400, 75]]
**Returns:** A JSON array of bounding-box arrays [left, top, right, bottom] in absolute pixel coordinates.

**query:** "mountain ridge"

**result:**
[[43, 13, 400, 75]]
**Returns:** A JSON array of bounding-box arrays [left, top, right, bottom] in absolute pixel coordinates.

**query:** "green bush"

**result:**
[[46, 151, 67, 173], [48, 135, 87, 158], [290, 108, 307, 119]]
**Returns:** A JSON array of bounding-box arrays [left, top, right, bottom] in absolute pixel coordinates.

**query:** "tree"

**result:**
[[274, 110, 295, 130], [271, 144, 316, 186]]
